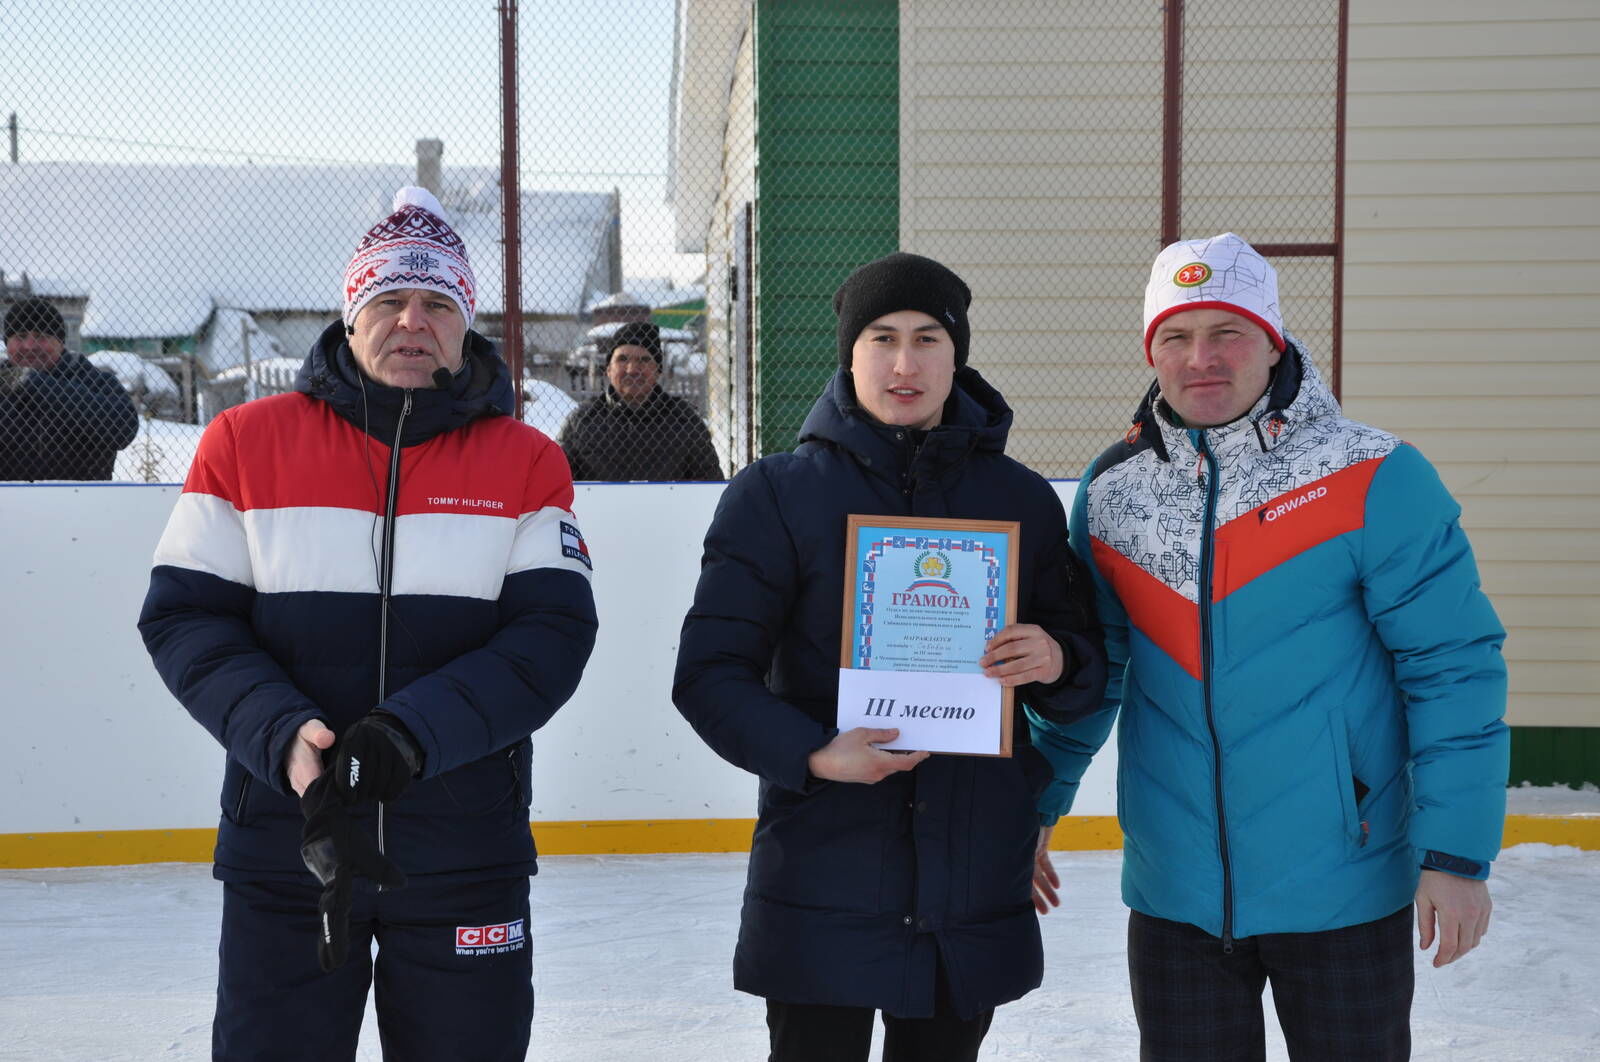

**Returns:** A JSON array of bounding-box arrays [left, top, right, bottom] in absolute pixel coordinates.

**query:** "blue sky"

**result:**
[[3, 0, 698, 282]]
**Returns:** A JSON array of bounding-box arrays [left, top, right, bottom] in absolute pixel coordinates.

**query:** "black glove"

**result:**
[[299, 772, 406, 972], [331, 711, 421, 805]]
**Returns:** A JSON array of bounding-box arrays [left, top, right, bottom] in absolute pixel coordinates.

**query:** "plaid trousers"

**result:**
[[1128, 905, 1414, 1061]]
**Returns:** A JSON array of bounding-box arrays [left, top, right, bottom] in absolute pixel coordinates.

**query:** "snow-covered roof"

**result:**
[[6, 274, 89, 300], [590, 291, 650, 312], [584, 321, 697, 344], [86, 350, 179, 398], [1, 161, 617, 339], [585, 282, 706, 316]]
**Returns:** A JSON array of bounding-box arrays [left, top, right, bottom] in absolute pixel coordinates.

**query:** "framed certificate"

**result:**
[[837, 514, 1019, 757]]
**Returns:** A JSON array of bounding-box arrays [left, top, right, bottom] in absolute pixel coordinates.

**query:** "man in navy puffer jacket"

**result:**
[[139, 187, 597, 1061], [674, 253, 1107, 1062]]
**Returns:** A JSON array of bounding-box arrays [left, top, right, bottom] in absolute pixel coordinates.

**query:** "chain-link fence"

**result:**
[[3, 0, 1342, 484], [730, 0, 1344, 478]]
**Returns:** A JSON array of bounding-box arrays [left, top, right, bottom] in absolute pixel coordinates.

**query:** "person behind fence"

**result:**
[[1042, 232, 1508, 1060], [0, 297, 137, 480], [137, 186, 598, 1062], [558, 320, 722, 480], [672, 252, 1107, 1062]]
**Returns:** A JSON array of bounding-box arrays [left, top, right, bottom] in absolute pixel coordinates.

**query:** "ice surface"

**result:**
[[2, 846, 1596, 1061]]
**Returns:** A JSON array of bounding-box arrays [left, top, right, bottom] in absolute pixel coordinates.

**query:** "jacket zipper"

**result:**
[[1195, 432, 1236, 953], [375, 390, 412, 880]]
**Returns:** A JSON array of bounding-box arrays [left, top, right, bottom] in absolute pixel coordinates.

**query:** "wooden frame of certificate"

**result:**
[[837, 514, 1020, 757]]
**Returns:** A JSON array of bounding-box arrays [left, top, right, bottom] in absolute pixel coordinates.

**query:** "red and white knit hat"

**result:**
[[1142, 232, 1284, 363], [343, 186, 477, 329]]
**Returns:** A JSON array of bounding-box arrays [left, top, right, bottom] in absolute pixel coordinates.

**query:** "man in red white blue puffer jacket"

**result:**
[[139, 187, 596, 1062], [1037, 233, 1508, 1061]]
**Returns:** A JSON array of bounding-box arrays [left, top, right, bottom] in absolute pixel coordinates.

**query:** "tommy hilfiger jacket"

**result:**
[[140, 324, 597, 884]]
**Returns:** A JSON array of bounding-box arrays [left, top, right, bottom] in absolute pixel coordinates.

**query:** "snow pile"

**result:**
[[85, 350, 181, 419], [522, 379, 579, 439], [114, 418, 205, 483]]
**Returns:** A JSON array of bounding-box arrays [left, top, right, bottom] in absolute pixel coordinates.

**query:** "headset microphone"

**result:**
[[345, 324, 356, 335]]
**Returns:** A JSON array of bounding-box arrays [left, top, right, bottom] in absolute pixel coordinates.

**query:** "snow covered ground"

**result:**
[[2, 843, 1596, 1061], [1507, 780, 1600, 815], [113, 418, 204, 484]]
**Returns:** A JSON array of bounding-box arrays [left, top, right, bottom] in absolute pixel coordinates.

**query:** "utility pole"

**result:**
[[498, 1, 524, 419], [8, 113, 17, 164]]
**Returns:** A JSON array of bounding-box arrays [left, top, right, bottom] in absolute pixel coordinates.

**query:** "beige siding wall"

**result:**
[[899, 0, 1597, 725], [899, 2, 1165, 477], [899, 1, 1339, 477], [1342, 0, 1600, 727]]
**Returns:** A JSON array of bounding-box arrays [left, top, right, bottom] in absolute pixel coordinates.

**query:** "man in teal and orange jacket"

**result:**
[[1039, 232, 1508, 1061]]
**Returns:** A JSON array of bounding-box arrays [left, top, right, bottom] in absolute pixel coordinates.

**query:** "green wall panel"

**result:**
[[1509, 726, 1600, 788], [755, 0, 899, 456]]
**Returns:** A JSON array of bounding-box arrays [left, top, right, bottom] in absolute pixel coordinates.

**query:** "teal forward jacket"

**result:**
[[1035, 340, 1508, 942]]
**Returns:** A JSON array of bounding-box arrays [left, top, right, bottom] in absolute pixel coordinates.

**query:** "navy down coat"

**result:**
[[139, 324, 597, 884], [673, 366, 1107, 1020], [0, 351, 137, 480]]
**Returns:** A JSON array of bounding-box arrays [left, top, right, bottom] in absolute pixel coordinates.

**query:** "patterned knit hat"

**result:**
[[343, 186, 476, 329], [1143, 232, 1284, 363]]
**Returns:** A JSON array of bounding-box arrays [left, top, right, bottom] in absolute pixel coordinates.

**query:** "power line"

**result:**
[[18, 125, 377, 166]]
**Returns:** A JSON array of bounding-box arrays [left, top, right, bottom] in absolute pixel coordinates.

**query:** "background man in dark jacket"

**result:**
[[559, 321, 722, 480], [139, 187, 598, 1061], [673, 253, 1107, 1062], [0, 298, 137, 480]]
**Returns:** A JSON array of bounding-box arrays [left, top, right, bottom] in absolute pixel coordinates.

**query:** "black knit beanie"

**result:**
[[602, 321, 663, 364], [833, 252, 971, 369], [4, 298, 67, 342]]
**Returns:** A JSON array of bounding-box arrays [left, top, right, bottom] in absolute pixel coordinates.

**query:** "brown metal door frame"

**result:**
[[1159, 0, 1349, 398]]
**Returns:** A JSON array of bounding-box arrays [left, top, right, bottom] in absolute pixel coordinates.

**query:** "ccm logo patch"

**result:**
[[456, 918, 526, 955], [1258, 485, 1329, 523], [559, 520, 592, 570]]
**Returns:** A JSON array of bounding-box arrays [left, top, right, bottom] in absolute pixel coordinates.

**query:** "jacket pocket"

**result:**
[[749, 779, 893, 915], [423, 751, 519, 816], [510, 740, 531, 810], [221, 761, 252, 826], [1328, 715, 1363, 850]]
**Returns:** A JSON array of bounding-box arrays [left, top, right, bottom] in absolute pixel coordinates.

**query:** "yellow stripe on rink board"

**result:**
[[1501, 815, 1600, 849], [1, 814, 1595, 869], [535, 819, 756, 855], [0, 828, 217, 869], [1048, 816, 1125, 850]]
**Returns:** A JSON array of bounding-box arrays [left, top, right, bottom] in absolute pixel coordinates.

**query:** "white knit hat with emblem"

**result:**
[[1143, 232, 1284, 363], [343, 186, 477, 328]]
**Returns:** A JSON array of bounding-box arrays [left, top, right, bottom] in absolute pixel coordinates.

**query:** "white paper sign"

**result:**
[[835, 667, 1005, 755]]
